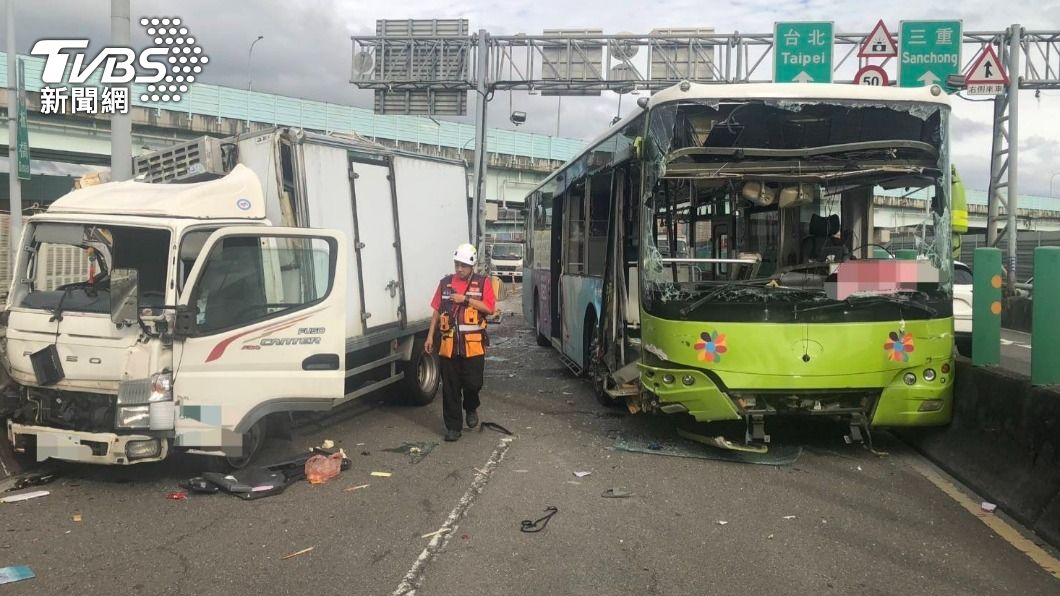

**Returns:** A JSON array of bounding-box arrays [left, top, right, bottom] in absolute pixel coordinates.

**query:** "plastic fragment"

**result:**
[[981, 502, 997, 513], [573, 471, 592, 478], [0, 490, 49, 503], [370, 471, 392, 478], [72, 514, 82, 523], [166, 491, 188, 501], [344, 484, 370, 493], [281, 546, 314, 560], [421, 528, 450, 539], [783, 515, 797, 520], [0, 565, 35, 585], [716, 520, 728, 526]]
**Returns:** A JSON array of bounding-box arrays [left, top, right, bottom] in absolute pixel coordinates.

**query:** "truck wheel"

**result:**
[[201, 418, 266, 472], [398, 335, 440, 406]]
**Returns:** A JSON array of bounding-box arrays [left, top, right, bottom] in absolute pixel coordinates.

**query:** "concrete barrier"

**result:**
[[900, 360, 1060, 549]]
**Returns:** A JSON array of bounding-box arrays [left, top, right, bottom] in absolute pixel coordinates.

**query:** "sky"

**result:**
[[7, 0, 1060, 196]]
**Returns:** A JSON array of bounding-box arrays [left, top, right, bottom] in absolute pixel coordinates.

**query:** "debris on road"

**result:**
[[382, 441, 437, 464], [421, 528, 450, 539], [344, 484, 370, 493], [1, 468, 60, 493], [0, 490, 50, 503], [613, 434, 801, 466], [281, 546, 314, 560], [783, 515, 797, 520], [370, 471, 392, 478], [166, 491, 188, 501], [480, 422, 514, 435], [716, 520, 729, 526], [601, 488, 633, 498], [72, 514, 82, 523], [306, 450, 347, 484], [321, 440, 335, 450], [0, 565, 34, 585], [981, 501, 998, 513], [677, 428, 768, 454], [573, 471, 592, 478], [520, 506, 559, 533], [179, 477, 221, 494], [181, 450, 353, 500]]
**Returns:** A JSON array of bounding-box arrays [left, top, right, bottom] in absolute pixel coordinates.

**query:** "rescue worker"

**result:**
[[425, 243, 497, 442]]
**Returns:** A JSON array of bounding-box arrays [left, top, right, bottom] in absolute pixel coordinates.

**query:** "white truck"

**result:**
[[488, 242, 524, 282], [0, 128, 470, 468]]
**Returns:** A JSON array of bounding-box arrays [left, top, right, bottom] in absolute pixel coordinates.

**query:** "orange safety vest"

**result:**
[[438, 274, 489, 359]]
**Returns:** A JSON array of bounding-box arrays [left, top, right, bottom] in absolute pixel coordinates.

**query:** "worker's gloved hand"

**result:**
[[424, 334, 434, 354]]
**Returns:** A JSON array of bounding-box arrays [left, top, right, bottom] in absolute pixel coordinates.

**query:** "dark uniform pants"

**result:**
[[439, 355, 484, 431]]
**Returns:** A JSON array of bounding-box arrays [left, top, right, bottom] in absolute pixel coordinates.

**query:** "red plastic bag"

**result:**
[[305, 451, 344, 485]]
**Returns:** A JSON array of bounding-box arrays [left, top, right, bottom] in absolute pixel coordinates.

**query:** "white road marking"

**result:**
[[392, 437, 514, 596]]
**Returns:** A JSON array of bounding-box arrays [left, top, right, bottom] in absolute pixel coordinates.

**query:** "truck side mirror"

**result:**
[[173, 304, 197, 338], [110, 268, 139, 325]]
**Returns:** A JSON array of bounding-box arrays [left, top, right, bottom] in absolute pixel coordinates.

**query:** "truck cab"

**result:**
[[2, 165, 347, 467], [488, 242, 524, 282]]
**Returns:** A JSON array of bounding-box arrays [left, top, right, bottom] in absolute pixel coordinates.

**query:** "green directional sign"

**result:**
[[899, 20, 962, 91], [774, 22, 834, 83], [16, 58, 30, 180]]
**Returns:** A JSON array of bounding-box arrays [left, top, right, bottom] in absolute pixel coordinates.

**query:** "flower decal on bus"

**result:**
[[694, 331, 727, 363], [884, 331, 915, 363]]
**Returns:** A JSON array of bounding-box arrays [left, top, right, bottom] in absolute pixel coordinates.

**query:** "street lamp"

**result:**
[[246, 35, 264, 128]]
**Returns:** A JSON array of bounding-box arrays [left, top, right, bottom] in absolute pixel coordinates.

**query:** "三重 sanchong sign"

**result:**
[[29, 17, 208, 115]]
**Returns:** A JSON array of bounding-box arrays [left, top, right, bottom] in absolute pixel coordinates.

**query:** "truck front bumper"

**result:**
[[7, 421, 168, 465]]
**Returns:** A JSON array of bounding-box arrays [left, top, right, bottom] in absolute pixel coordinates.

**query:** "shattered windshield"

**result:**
[[640, 98, 952, 323], [16, 223, 171, 315]]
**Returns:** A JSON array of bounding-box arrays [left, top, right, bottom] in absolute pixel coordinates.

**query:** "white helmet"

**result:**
[[453, 243, 477, 266]]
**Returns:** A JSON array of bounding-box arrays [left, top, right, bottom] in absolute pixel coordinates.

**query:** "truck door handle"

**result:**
[[302, 354, 340, 371]]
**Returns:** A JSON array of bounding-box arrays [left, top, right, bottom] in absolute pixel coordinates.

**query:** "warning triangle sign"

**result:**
[[859, 20, 897, 58], [966, 46, 1008, 84]]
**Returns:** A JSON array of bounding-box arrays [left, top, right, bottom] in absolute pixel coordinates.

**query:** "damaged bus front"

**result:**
[[636, 83, 956, 440]]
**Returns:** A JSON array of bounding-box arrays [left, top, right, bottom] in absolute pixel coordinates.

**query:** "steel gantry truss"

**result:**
[[351, 23, 1060, 283]]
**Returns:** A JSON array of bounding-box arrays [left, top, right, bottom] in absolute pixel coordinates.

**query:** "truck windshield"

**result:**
[[17, 223, 171, 315], [491, 244, 524, 260]]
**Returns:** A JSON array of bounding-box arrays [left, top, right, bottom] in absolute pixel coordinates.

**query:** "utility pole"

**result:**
[[6, 0, 21, 269], [109, 0, 132, 181]]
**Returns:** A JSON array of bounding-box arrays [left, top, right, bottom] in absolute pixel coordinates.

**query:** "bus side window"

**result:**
[[587, 170, 611, 277]]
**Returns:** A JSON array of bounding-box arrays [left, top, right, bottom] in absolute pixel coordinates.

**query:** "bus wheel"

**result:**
[[534, 292, 551, 347], [397, 334, 440, 406]]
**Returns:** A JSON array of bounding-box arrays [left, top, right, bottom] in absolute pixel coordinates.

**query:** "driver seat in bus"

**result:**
[[801, 214, 845, 262]]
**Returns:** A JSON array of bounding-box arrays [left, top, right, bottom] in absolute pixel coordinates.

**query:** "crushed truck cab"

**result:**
[[1, 128, 470, 467]]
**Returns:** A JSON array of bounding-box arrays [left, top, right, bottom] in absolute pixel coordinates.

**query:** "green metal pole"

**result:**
[[1031, 247, 1060, 385], [972, 248, 1002, 367]]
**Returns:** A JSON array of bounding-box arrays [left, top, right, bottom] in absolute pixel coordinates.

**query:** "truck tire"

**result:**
[[201, 418, 267, 472], [397, 335, 440, 406]]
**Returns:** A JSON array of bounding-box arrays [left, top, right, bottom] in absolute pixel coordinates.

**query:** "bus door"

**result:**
[[550, 194, 564, 340]]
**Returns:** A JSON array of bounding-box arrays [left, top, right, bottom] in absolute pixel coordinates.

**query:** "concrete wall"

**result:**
[[901, 360, 1060, 549]]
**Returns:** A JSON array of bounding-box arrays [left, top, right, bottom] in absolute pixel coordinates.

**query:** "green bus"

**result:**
[[524, 81, 959, 444]]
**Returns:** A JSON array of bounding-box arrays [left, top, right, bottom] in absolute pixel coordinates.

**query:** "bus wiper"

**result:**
[[800, 294, 936, 316], [679, 280, 763, 317]]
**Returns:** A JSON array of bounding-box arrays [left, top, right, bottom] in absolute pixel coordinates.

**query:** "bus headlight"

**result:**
[[903, 372, 917, 385], [923, 368, 937, 382]]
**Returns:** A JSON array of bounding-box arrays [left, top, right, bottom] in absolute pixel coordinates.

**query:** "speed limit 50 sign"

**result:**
[[854, 64, 889, 86]]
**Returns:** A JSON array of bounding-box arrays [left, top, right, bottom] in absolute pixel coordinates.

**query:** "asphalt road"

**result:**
[[2, 293, 1058, 595], [999, 328, 1033, 377]]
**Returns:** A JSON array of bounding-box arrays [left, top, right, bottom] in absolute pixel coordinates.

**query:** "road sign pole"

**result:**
[[6, 0, 22, 273], [1006, 24, 1021, 288]]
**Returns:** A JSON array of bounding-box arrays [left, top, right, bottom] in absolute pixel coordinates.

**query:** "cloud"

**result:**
[[11, 0, 1060, 194]]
